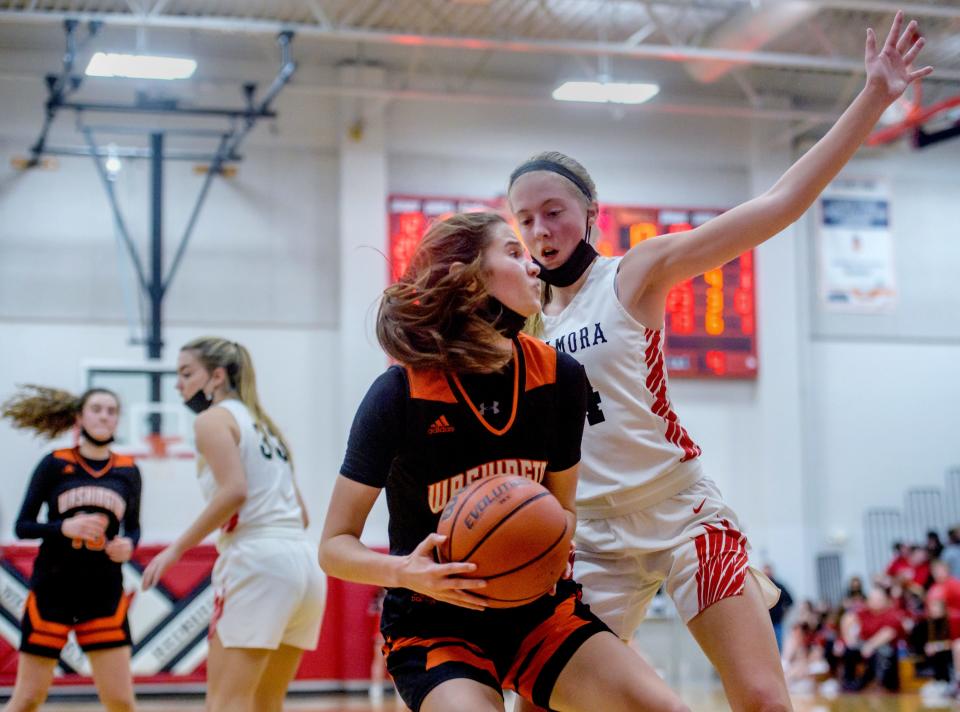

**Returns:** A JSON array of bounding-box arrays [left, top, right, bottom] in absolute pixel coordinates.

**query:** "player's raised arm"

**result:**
[[620, 11, 933, 309]]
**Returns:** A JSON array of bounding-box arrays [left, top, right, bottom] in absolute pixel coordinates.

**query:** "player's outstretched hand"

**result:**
[[141, 546, 180, 590], [105, 536, 134, 563], [865, 11, 933, 104], [397, 533, 488, 611], [61, 512, 107, 542]]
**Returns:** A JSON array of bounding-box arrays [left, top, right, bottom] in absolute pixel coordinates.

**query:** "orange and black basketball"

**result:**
[[436, 474, 571, 608]]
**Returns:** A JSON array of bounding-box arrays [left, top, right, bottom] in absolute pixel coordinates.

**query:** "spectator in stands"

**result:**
[[781, 601, 829, 693], [928, 531, 945, 561], [841, 588, 904, 692], [886, 542, 912, 580], [927, 560, 960, 681], [920, 597, 953, 688], [909, 546, 933, 590], [846, 576, 866, 604], [763, 564, 794, 652], [941, 528, 960, 579]]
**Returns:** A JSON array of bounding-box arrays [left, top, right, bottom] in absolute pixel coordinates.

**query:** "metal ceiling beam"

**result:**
[[2, 8, 959, 81], [0, 65, 844, 123], [811, 1, 960, 19], [685, 1, 819, 83], [303, 0, 333, 29], [293, 82, 842, 123]]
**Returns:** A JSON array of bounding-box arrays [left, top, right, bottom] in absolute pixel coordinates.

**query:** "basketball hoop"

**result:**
[[866, 85, 960, 147], [140, 433, 195, 461]]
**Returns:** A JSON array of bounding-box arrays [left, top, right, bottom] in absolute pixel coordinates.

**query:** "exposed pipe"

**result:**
[[2, 9, 959, 81], [811, 1, 960, 19], [292, 83, 842, 123]]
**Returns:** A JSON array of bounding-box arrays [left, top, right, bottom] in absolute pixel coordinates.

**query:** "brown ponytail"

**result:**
[[2, 385, 119, 439]]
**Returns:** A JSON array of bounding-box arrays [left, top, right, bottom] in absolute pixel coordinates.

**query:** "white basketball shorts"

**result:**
[[573, 476, 779, 639], [210, 535, 326, 650]]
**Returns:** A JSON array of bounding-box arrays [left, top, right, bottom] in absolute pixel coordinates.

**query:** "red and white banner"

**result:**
[[0, 545, 381, 691]]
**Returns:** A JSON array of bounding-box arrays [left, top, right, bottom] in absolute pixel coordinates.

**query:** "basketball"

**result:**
[[436, 475, 571, 608]]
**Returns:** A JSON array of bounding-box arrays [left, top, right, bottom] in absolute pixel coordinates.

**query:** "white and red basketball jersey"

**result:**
[[540, 256, 703, 517], [198, 399, 304, 544]]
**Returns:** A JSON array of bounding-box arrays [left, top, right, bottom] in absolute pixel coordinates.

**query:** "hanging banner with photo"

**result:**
[[818, 178, 896, 312]]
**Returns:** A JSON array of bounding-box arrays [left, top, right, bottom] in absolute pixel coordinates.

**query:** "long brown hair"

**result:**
[[508, 150, 598, 337], [2, 385, 119, 439], [377, 211, 512, 373], [181, 337, 293, 463]]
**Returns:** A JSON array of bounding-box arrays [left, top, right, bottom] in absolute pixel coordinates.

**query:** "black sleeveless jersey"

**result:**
[[340, 334, 589, 624], [15, 448, 142, 591]]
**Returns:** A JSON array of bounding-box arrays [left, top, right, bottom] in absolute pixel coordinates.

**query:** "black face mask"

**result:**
[[80, 427, 114, 447], [184, 381, 214, 415], [478, 297, 528, 339], [533, 220, 598, 288]]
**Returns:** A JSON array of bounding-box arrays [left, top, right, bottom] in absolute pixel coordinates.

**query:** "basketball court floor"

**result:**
[[32, 690, 950, 712]]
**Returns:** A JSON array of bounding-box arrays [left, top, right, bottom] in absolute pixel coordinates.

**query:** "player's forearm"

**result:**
[[658, 86, 891, 284], [765, 86, 888, 226], [319, 534, 404, 588], [15, 518, 61, 540], [170, 487, 246, 555], [123, 523, 142, 548]]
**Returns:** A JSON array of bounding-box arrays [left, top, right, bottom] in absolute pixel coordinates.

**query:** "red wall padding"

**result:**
[[0, 544, 382, 686]]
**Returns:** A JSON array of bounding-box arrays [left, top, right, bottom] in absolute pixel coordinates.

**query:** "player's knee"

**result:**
[[9, 689, 48, 712], [615, 685, 690, 712], [99, 692, 135, 712], [638, 695, 690, 712], [252, 689, 283, 712], [656, 698, 691, 712], [737, 684, 790, 712]]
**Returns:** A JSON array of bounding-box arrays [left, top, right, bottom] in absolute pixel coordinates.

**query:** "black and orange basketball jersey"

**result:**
[[15, 448, 142, 590], [340, 333, 588, 621]]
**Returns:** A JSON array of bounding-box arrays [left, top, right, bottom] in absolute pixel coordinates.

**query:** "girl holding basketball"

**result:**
[[140, 338, 325, 712], [1, 386, 140, 712], [507, 12, 931, 712], [320, 212, 691, 712]]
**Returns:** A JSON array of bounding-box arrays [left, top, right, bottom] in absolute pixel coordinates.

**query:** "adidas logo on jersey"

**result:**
[[427, 415, 455, 435]]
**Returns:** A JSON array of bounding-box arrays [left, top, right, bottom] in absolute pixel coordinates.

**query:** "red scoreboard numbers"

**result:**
[[388, 197, 758, 379]]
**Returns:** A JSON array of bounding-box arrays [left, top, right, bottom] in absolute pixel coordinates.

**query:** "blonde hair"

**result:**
[[2, 385, 119, 439], [508, 150, 599, 337], [181, 337, 293, 465]]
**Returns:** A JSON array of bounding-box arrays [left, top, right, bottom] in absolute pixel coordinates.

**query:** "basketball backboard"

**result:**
[[81, 360, 194, 459]]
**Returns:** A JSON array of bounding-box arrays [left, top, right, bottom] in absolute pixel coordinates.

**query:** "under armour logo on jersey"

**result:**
[[427, 415, 455, 435], [478, 402, 500, 416]]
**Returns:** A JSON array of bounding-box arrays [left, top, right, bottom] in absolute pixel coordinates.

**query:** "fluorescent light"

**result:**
[[85, 52, 197, 80], [552, 81, 660, 105]]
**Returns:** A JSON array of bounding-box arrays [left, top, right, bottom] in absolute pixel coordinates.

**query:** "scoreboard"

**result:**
[[388, 196, 757, 379]]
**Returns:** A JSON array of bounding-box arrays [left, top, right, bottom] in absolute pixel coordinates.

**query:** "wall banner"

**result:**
[[818, 178, 896, 312]]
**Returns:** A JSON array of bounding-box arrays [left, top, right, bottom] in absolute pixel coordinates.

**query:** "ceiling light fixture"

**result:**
[[552, 81, 660, 105], [85, 52, 197, 80]]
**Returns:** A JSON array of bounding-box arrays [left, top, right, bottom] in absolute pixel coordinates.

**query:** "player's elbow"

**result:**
[[761, 185, 813, 231], [223, 482, 248, 509], [317, 539, 336, 575]]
